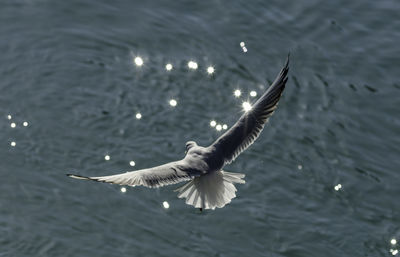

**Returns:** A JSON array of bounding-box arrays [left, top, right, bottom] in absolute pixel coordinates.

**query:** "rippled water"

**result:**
[[1, 0, 399, 256]]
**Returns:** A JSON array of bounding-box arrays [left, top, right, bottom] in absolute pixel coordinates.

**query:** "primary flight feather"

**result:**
[[68, 56, 289, 210]]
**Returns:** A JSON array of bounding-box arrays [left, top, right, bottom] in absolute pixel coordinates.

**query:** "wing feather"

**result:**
[[211, 56, 289, 164], [67, 161, 199, 188]]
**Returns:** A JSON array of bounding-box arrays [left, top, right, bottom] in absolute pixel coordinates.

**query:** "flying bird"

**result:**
[[67, 56, 289, 210]]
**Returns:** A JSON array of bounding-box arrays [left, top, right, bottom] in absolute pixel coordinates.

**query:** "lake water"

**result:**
[[1, 0, 399, 256]]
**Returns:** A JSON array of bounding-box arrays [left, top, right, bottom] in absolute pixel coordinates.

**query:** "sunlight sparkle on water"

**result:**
[[10, 122, 16, 128], [234, 89, 241, 97], [7, 115, 12, 120], [392, 249, 398, 256], [130, 161, 136, 167], [242, 102, 252, 112], [216, 124, 222, 131], [169, 99, 177, 107], [134, 57, 143, 66], [188, 61, 198, 70], [104, 155, 110, 161], [207, 66, 215, 74], [222, 124, 228, 130], [334, 184, 342, 191], [391, 239, 397, 245], [165, 63, 173, 71], [135, 113, 142, 119], [297, 164, 303, 170], [163, 201, 170, 209], [240, 41, 248, 52], [120, 187, 127, 193], [250, 91, 257, 97], [210, 120, 216, 127], [23, 121, 28, 127], [11, 141, 16, 147]]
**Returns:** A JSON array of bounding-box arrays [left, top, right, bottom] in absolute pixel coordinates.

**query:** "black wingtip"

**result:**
[[66, 174, 91, 180], [278, 54, 290, 80], [284, 53, 290, 69]]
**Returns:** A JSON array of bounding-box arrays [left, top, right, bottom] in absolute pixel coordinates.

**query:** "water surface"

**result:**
[[1, 0, 399, 256]]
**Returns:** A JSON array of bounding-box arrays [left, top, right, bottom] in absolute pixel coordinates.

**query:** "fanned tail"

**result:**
[[174, 170, 245, 210]]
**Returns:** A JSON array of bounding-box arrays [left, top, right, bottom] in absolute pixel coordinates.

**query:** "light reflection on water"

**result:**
[[134, 56, 144, 66], [169, 99, 177, 107], [5, 114, 30, 149], [104, 155, 110, 161], [390, 238, 398, 255], [234, 89, 241, 97], [162, 201, 170, 209], [165, 63, 173, 71], [209, 120, 228, 131], [334, 184, 342, 191], [187, 61, 198, 70], [207, 66, 214, 74], [242, 101, 252, 112], [239, 41, 248, 52]]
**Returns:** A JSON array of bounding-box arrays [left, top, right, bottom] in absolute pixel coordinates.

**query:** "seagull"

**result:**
[[67, 56, 289, 210]]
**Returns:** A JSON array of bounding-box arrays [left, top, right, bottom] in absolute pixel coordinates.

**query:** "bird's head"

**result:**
[[185, 141, 197, 153]]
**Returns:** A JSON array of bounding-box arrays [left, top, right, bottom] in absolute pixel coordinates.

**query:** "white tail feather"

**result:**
[[174, 170, 245, 210]]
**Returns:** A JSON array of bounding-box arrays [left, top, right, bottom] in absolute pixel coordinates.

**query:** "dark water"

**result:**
[[1, 0, 399, 256]]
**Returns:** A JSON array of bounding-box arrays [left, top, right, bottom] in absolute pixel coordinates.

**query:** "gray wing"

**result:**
[[67, 160, 200, 188], [211, 56, 289, 165]]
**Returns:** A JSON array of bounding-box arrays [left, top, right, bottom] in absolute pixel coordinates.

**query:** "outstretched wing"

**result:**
[[211, 56, 289, 165], [67, 160, 200, 188]]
